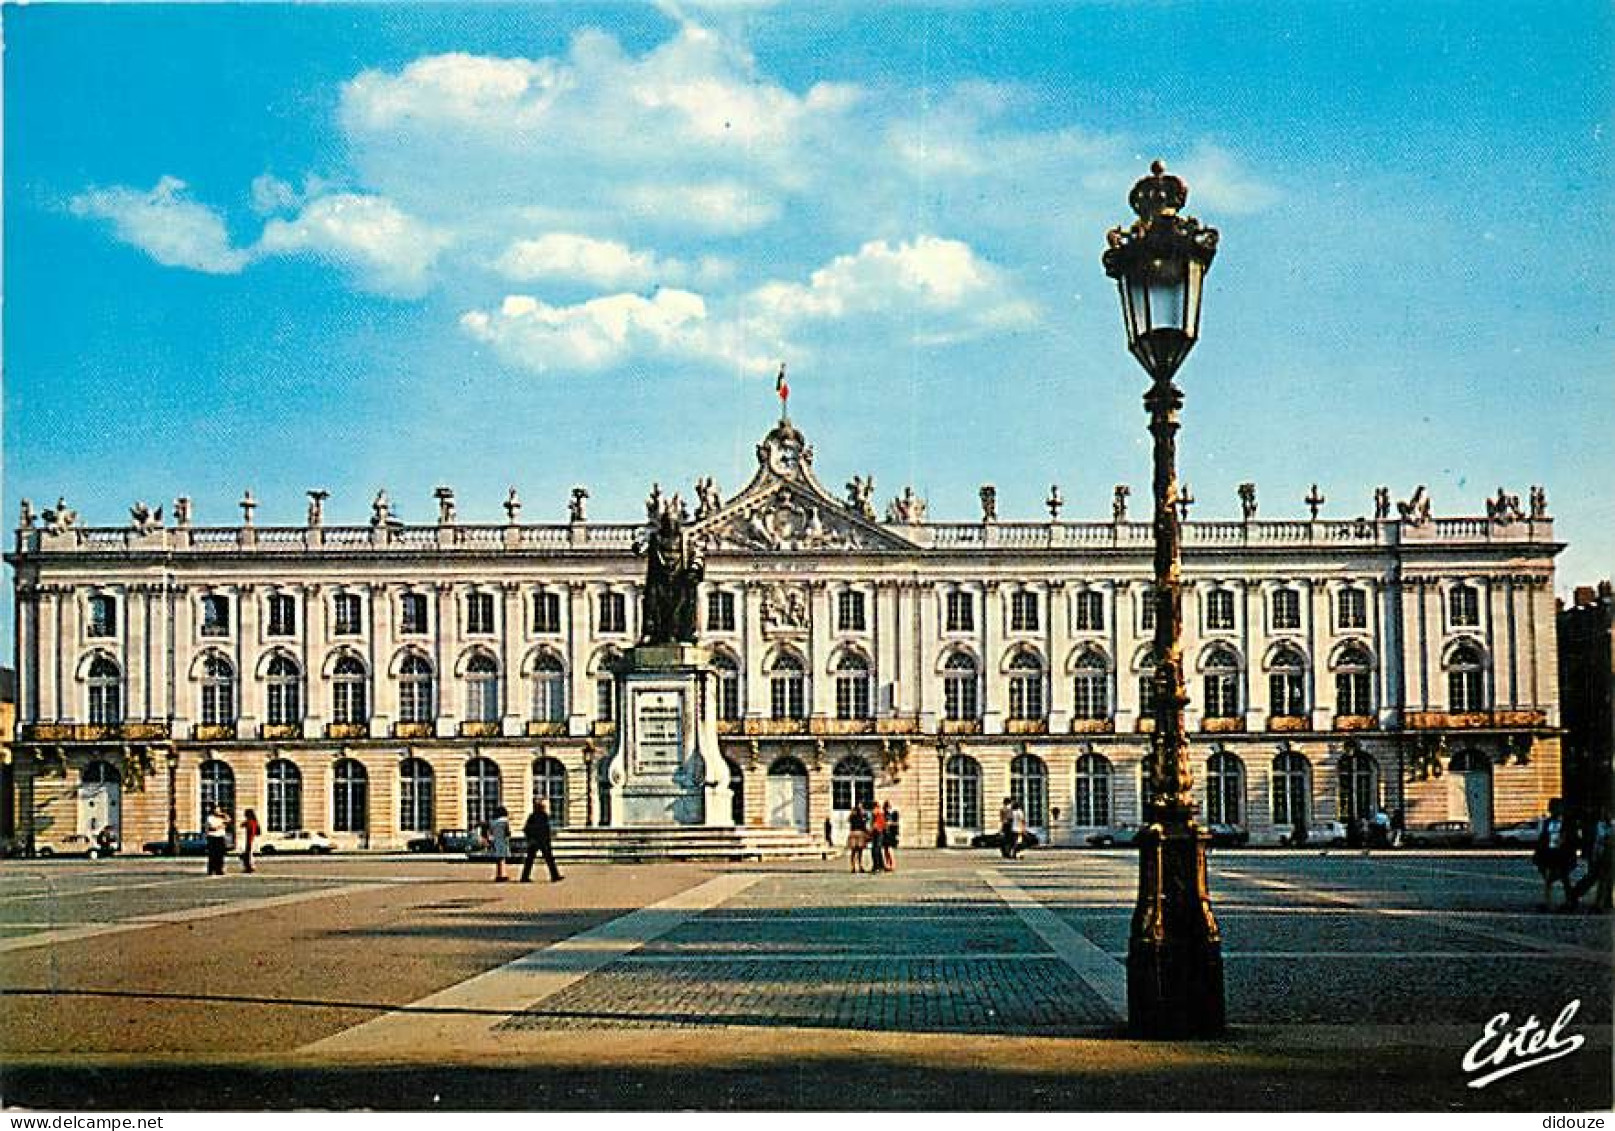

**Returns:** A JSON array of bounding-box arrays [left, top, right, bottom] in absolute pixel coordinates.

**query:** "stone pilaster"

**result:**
[[500, 581, 524, 736]]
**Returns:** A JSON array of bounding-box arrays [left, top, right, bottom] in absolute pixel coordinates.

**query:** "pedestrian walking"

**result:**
[[1571, 813, 1613, 912], [203, 805, 229, 876], [869, 801, 888, 873], [1009, 802, 1028, 859], [847, 803, 869, 873], [998, 797, 1015, 859], [823, 816, 834, 848], [489, 806, 513, 882], [1534, 798, 1578, 911], [239, 808, 260, 873], [882, 802, 899, 872], [521, 799, 564, 883], [1390, 806, 1405, 848]]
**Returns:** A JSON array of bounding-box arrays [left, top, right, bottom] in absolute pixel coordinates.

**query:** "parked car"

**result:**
[[1491, 820, 1541, 846], [408, 828, 475, 853], [466, 835, 527, 860], [1086, 824, 1144, 847], [1402, 820, 1474, 848], [1206, 823, 1249, 847], [257, 829, 336, 854], [39, 832, 119, 859], [142, 831, 210, 856], [1290, 820, 1349, 846], [969, 829, 1042, 851]]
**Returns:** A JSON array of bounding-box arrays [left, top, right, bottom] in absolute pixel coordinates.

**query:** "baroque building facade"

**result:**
[[7, 419, 1563, 852]]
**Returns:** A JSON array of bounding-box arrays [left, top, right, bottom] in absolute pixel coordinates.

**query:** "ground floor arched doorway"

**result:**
[[1448, 748, 1493, 838], [766, 757, 809, 830]]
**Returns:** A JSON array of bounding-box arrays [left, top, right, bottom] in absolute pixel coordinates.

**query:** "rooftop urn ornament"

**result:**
[[370, 489, 391, 527], [1373, 486, 1391, 521], [503, 487, 522, 524], [434, 486, 457, 525], [1529, 485, 1548, 520], [1305, 484, 1326, 521], [238, 490, 257, 526], [173, 496, 193, 528], [18, 499, 36, 529], [1112, 484, 1130, 522], [1046, 484, 1064, 521], [305, 490, 328, 528], [570, 486, 590, 523], [1238, 483, 1257, 521], [979, 484, 998, 523]]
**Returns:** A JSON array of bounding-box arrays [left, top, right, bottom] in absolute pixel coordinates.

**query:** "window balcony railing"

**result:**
[[261, 723, 303, 740], [192, 723, 237, 741], [813, 718, 875, 735], [590, 720, 617, 737], [459, 720, 500, 738], [1267, 715, 1309, 733], [1135, 717, 1156, 734], [120, 722, 170, 740], [940, 718, 982, 736], [525, 720, 568, 737], [1069, 718, 1115, 734], [743, 718, 809, 736], [392, 721, 434, 739], [1405, 709, 1547, 730], [1006, 718, 1049, 735], [875, 716, 922, 735], [1333, 714, 1377, 732], [1200, 717, 1245, 734], [326, 722, 369, 740], [715, 719, 744, 735]]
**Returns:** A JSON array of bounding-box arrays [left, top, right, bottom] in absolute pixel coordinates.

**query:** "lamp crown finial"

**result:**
[[1129, 160, 1189, 221]]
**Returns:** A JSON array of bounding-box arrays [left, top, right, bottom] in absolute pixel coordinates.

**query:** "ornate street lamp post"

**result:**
[[934, 736, 950, 848], [1102, 160, 1226, 1038], [165, 746, 180, 857]]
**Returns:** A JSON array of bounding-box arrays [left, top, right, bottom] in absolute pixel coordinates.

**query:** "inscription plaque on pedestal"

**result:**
[[635, 693, 683, 772]]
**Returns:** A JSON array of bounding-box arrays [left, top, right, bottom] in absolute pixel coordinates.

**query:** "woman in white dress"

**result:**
[[489, 806, 513, 882]]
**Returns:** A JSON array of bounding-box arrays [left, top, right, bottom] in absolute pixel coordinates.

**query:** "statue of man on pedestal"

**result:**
[[638, 495, 704, 645]]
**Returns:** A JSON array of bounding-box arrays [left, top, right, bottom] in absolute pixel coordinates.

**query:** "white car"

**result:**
[[257, 829, 336, 854]]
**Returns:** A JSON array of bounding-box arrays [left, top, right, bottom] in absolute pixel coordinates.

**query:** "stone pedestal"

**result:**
[[599, 643, 732, 827]]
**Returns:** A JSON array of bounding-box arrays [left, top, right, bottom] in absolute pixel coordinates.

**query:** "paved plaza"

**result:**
[[0, 848, 1609, 1110]]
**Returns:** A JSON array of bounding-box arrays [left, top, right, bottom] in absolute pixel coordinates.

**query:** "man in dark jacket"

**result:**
[[521, 799, 563, 883]]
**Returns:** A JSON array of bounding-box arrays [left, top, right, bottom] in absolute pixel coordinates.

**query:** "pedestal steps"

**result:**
[[547, 825, 827, 862]]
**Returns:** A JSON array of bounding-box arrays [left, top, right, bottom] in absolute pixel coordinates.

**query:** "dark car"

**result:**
[[142, 831, 210, 856], [1206, 823, 1249, 847], [1403, 820, 1474, 848], [466, 835, 527, 860], [969, 829, 1041, 850], [411, 828, 476, 854], [1086, 824, 1144, 847]]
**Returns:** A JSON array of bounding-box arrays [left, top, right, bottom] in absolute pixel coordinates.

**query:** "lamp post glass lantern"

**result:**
[[1102, 160, 1226, 1038]]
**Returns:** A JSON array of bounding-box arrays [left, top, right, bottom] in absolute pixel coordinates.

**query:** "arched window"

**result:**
[[943, 754, 983, 829], [199, 759, 235, 826], [399, 757, 434, 833], [1447, 643, 1486, 712], [532, 756, 567, 826], [332, 654, 368, 725], [464, 652, 500, 722], [1202, 647, 1240, 719], [266, 655, 302, 726], [266, 759, 301, 832], [943, 652, 979, 721], [1206, 751, 1245, 825], [831, 756, 875, 811], [1267, 644, 1307, 719], [834, 653, 871, 720], [769, 653, 806, 720], [1272, 749, 1311, 826], [531, 654, 566, 722], [87, 656, 122, 725], [1334, 644, 1373, 717], [200, 655, 235, 726], [1010, 753, 1048, 826], [399, 653, 435, 724], [1072, 649, 1110, 720], [1339, 749, 1380, 821], [465, 756, 501, 827], [87, 594, 117, 638], [332, 758, 368, 833], [713, 652, 741, 721], [1074, 752, 1112, 826], [1007, 651, 1045, 721]]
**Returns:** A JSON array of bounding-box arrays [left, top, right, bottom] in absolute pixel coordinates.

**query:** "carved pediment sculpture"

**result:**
[[701, 488, 887, 553], [759, 582, 810, 632]]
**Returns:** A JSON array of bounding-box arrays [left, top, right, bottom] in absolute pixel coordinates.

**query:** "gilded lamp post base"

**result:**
[[1126, 819, 1227, 1038]]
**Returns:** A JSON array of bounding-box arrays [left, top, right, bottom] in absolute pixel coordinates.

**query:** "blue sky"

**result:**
[[5, 1, 1612, 649]]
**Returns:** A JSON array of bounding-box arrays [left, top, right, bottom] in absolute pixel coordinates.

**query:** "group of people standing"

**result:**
[[1534, 798, 1612, 913], [843, 801, 899, 873], [202, 805, 259, 876]]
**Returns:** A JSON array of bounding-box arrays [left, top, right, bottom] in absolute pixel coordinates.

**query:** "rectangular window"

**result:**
[[1269, 672, 1306, 717], [946, 591, 974, 633], [706, 589, 736, 633], [837, 590, 867, 632], [1010, 590, 1040, 632], [466, 591, 496, 635], [596, 677, 615, 722], [1336, 672, 1372, 717], [1203, 673, 1239, 718], [1206, 589, 1235, 631], [1449, 585, 1480, 628], [1139, 674, 1157, 718], [400, 593, 429, 635], [400, 775, 433, 834], [1073, 591, 1105, 632], [1073, 674, 1108, 719], [1272, 589, 1301, 631], [944, 672, 978, 721], [835, 673, 870, 720], [1141, 589, 1157, 631], [533, 590, 562, 634], [1338, 587, 1367, 630], [598, 592, 626, 634], [266, 594, 297, 637], [1449, 669, 1485, 712], [717, 671, 741, 721], [770, 674, 806, 720], [87, 596, 116, 638], [200, 594, 231, 637], [333, 593, 363, 636]]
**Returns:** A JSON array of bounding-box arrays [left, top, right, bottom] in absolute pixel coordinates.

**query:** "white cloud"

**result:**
[[461, 288, 762, 372], [69, 176, 249, 274], [495, 233, 675, 288], [255, 194, 449, 296]]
